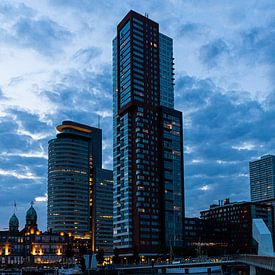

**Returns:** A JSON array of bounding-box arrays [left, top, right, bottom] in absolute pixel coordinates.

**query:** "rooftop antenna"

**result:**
[[98, 115, 101, 129], [145, 12, 149, 18], [13, 201, 17, 214]]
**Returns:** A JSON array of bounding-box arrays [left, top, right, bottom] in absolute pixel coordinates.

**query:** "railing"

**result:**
[[115, 256, 236, 270], [237, 254, 275, 271]]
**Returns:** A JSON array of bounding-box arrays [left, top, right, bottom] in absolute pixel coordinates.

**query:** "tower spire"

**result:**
[[13, 201, 17, 214]]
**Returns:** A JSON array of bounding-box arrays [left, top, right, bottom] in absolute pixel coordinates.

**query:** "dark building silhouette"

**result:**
[[184, 217, 228, 256], [48, 121, 113, 253], [113, 10, 184, 256]]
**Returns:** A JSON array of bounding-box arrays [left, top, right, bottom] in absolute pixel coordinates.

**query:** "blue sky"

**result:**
[[0, 0, 274, 230]]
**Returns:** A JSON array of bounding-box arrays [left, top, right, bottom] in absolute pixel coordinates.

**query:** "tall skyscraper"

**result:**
[[48, 121, 113, 253], [250, 155, 275, 202], [113, 10, 184, 256]]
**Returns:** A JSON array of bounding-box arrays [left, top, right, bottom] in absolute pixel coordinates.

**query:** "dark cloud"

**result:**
[[178, 22, 208, 38], [175, 74, 275, 215], [73, 47, 102, 64], [8, 109, 49, 133], [12, 17, 72, 56], [0, 108, 50, 229], [0, 0, 274, 226], [240, 20, 275, 65], [42, 66, 112, 120], [47, 0, 114, 13], [199, 39, 229, 68], [42, 65, 113, 171]]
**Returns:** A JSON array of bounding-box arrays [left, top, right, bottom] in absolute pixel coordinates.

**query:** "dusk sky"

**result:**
[[0, 0, 274, 230]]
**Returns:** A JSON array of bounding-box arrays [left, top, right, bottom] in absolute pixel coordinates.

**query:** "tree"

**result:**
[[96, 248, 105, 265]]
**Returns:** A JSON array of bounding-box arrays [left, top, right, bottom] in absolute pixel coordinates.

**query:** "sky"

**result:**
[[0, 0, 274, 231]]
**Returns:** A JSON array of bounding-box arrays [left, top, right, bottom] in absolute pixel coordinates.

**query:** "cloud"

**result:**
[[0, 1, 34, 18], [178, 22, 208, 38], [240, 21, 275, 65], [73, 47, 102, 64], [0, 88, 6, 99], [12, 17, 72, 56], [0, 0, 274, 227], [199, 39, 229, 68], [35, 193, 48, 202], [175, 74, 275, 215]]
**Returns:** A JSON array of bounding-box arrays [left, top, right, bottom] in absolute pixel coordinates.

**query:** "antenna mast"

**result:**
[[98, 115, 101, 129]]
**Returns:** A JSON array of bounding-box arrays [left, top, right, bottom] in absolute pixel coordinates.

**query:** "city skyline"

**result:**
[[0, 0, 274, 231]]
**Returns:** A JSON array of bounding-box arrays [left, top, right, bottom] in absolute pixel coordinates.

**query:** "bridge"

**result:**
[[237, 254, 275, 275], [115, 258, 236, 274], [114, 255, 275, 274]]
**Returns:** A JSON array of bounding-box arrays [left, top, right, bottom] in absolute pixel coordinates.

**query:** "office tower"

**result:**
[[113, 10, 184, 256], [250, 155, 275, 202], [48, 121, 113, 253]]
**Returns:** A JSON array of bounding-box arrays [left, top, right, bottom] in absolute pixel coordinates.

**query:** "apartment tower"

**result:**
[[113, 10, 184, 256]]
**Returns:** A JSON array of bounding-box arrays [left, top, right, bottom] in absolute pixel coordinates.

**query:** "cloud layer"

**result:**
[[0, 0, 274, 230]]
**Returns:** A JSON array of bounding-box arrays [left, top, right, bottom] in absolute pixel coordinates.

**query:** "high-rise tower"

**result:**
[[113, 10, 184, 256], [48, 121, 113, 253], [250, 155, 275, 202]]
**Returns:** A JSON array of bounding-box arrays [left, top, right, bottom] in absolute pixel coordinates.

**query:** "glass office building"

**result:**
[[48, 121, 113, 253], [250, 155, 275, 202], [113, 10, 184, 256]]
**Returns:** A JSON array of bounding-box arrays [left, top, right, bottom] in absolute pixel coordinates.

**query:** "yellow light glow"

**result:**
[[56, 124, 92, 133], [4, 244, 10, 256], [56, 247, 62, 256], [100, 216, 113, 219], [31, 246, 36, 255]]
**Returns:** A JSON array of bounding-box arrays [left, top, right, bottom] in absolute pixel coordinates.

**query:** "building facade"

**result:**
[[113, 10, 184, 256], [93, 169, 113, 254], [200, 199, 273, 254], [184, 217, 228, 256], [0, 205, 71, 266], [48, 121, 113, 253], [250, 155, 275, 202]]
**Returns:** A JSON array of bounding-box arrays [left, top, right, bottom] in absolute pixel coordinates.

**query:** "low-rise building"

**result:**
[[184, 217, 228, 255], [200, 199, 273, 254], [0, 204, 84, 267]]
